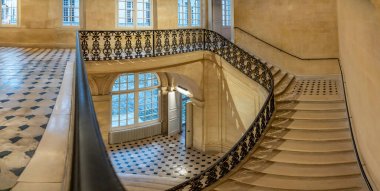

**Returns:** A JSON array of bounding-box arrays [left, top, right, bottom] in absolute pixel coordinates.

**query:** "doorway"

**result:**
[[180, 94, 190, 138]]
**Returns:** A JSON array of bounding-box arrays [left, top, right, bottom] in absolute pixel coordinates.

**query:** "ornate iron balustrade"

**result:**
[[75, 29, 275, 191]]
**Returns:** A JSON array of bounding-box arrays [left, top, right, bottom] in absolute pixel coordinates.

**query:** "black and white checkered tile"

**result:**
[[108, 133, 223, 180], [0, 47, 74, 190]]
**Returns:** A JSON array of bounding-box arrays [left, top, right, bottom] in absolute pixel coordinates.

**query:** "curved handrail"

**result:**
[[337, 60, 373, 191], [75, 29, 275, 191], [72, 33, 125, 191]]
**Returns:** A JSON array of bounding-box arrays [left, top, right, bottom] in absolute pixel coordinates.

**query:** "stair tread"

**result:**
[[277, 94, 345, 102], [243, 159, 361, 177], [274, 72, 287, 86], [252, 149, 357, 164], [121, 182, 173, 191], [277, 101, 346, 111], [123, 185, 165, 191], [272, 119, 349, 130], [117, 174, 183, 190], [230, 171, 364, 190], [260, 138, 354, 152], [276, 110, 347, 120], [213, 180, 363, 191], [265, 128, 351, 141], [274, 75, 295, 95], [271, 67, 280, 75]]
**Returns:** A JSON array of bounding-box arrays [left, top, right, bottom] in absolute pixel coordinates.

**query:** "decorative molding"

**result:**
[[88, 73, 118, 96]]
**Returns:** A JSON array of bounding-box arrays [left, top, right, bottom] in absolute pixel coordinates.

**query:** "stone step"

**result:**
[[230, 171, 364, 190], [274, 72, 287, 87], [265, 128, 351, 141], [260, 138, 354, 152], [275, 110, 347, 120], [276, 100, 346, 111], [274, 75, 295, 96], [270, 66, 280, 76], [213, 179, 363, 191], [272, 119, 349, 130], [118, 174, 183, 191], [277, 95, 345, 102], [252, 149, 357, 165], [243, 159, 361, 177]]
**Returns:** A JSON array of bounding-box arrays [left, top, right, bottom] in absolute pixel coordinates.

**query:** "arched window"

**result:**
[[111, 72, 160, 129]]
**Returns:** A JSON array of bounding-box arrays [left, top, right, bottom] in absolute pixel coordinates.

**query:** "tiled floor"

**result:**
[[0, 47, 74, 190], [108, 131, 223, 180]]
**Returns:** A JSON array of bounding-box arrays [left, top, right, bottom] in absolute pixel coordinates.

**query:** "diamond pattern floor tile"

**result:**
[[108, 132, 223, 180], [0, 47, 75, 190]]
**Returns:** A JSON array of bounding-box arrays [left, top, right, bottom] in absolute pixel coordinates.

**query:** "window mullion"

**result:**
[[133, 0, 137, 29], [118, 94, 121, 127], [134, 73, 139, 124], [188, 0, 191, 27]]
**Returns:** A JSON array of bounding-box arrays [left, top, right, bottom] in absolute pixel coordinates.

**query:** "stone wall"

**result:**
[[337, 0, 380, 189], [235, 0, 338, 59], [233, 0, 341, 75], [0, 0, 207, 47]]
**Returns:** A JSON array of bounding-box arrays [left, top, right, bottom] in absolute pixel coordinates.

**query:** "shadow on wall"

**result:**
[[220, 71, 249, 149]]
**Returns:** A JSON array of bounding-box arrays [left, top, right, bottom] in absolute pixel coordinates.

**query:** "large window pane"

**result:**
[[138, 89, 159, 123], [138, 72, 159, 89], [178, 0, 200, 27], [178, 0, 188, 27], [112, 73, 159, 128], [112, 93, 135, 127], [222, 0, 231, 26], [1, 0, 17, 25], [118, 0, 151, 27], [190, 0, 200, 27], [62, 0, 80, 26]]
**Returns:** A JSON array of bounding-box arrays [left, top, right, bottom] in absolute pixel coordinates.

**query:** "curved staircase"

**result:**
[[211, 65, 369, 191]]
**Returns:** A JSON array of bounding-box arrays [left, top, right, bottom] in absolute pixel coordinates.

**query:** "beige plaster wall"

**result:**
[[337, 0, 380, 189], [0, 0, 206, 47], [235, 0, 339, 59], [155, 0, 178, 29]]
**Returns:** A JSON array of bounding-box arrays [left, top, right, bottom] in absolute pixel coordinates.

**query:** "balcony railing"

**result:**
[[73, 29, 275, 191]]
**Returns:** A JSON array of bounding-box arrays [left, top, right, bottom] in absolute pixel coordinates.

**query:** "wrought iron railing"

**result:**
[[75, 29, 275, 191]]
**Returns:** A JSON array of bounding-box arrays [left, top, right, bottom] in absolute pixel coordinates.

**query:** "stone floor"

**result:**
[[0, 47, 74, 190], [108, 131, 223, 180]]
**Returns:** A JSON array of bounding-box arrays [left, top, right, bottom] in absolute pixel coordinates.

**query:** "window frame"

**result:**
[[178, 0, 202, 28], [0, 0, 20, 27], [116, 0, 153, 29], [62, 0, 81, 28], [111, 73, 161, 131]]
